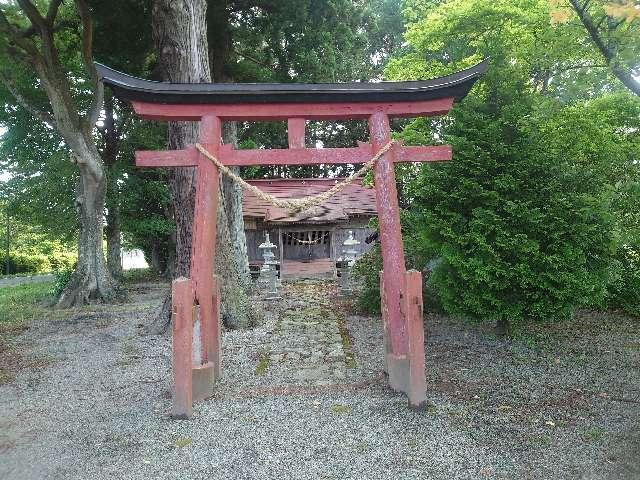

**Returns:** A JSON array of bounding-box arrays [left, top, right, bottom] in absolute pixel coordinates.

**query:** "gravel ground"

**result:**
[[0, 273, 54, 288], [0, 279, 638, 479]]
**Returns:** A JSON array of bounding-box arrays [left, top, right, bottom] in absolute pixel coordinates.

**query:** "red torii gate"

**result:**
[[97, 61, 486, 416]]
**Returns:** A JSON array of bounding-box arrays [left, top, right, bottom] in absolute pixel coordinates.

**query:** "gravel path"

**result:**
[[0, 279, 638, 479], [0, 273, 54, 287]]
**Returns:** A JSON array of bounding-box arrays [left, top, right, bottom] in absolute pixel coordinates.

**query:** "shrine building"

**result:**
[[242, 178, 377, 278]]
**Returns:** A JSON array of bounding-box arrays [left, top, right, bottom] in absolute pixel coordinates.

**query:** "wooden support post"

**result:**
[[379, 272, 390, 375], [369, 112, 408, 358], [287, 118, 306, 149], [380, 270, 409, 393], [192, 275, 222, 402], [404, 270, 427, 410], [172, 277, 193, 419], [191, 115, 221, 374]]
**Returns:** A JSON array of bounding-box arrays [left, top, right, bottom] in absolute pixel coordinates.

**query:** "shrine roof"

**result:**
[[95, 61, 487, 105], [242, 178, 376, 225]]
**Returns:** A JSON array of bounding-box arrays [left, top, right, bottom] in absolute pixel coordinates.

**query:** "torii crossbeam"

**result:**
[[97, 61, 487, 416]]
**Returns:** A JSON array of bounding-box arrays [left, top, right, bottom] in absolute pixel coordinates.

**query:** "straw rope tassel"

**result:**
[[195, 141, 395, 213]]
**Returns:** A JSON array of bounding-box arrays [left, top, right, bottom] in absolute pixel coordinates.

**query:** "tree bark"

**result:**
[[105, 196, 123, 279], [58, 162, 114, 308], [102, 93, 123, 279], [149, 0, 254, 333]]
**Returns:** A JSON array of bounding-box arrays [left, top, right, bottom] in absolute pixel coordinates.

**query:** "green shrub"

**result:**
[[352, 230, 444, 315], [49, 268, 74, 298], [48, 252, 76, 272], [13, 252, 50, 273], [607, 245, 640, 316], [409, 105, 615, 331], [352, 245, 383, 314], [0, 252, 49, 275]]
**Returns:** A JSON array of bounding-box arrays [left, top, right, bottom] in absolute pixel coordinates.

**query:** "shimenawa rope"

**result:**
[[194, 141, 395, 213], [284, 232, 329, 245]]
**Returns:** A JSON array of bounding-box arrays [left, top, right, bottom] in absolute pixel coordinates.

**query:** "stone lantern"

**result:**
[[258, 232, 280, 299], [338, 230, 360, 296]]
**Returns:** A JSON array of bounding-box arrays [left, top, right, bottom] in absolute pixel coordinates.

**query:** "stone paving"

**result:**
[[255, 280, 354, 385]]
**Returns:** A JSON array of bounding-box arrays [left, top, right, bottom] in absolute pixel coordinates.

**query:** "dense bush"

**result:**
[[356, 101, 618, 330], [49, 267, 75, 298], [410, 103, 615, 330], [607, 245, 640, 317], [352, 245, 383, 314]]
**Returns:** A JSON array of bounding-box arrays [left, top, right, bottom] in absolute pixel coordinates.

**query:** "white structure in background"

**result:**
[[338, 231, 361, 296], [121, 249, 149, 270]]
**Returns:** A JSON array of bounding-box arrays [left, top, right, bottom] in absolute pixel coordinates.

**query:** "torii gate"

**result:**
[[97, 61, 486, 417]]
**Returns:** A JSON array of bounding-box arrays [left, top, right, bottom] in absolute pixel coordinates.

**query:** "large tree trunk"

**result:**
[[36, 77, 115, 308], [149, 0, 254, 333], [222, 122, 251, 287], [103, 93, 123, 279], [105, 195, 123, 279], [58, 160, 115, 307]]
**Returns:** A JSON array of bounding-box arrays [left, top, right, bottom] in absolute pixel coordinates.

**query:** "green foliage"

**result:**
[[48, 267, 75, 299], [606, 245, 640, 317], [359, 0, 639, 329], [1, 252, 47, 275], [352, 245, 383, 314], [0, 250, 76, 275], [0, 204, 76, 275], [412, 110, 616, 327]]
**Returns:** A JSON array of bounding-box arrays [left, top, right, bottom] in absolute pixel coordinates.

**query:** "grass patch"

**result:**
[[0, 281, 54, 326], [173, 437, 193, 448], [331, 403, 351, 414], [584, 426, 606, 442], [0, 282, 57, 385], [255, 351, 270, 375]]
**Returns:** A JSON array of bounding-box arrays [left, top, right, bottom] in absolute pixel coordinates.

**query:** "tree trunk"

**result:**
[[222, 122, 251, 287], [58, 161, 115, 307], [105, 196, 123, 279], [149, 0, 254, 333], [103, 93, 123, 279]]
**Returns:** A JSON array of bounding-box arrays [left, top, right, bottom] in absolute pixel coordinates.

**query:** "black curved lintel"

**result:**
[[95, 60, 488, 105]]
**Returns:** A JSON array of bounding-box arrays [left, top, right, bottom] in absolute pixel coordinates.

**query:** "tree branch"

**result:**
[[0, 71, 55, 127], [74, 0, 103, 129], [568, 0, 640, 96], [232, 46, 274, 70], [21, 19, 75, 38], [46, 0, 64, 23], [558, 62, 608, 72], [15, 0, 47, 34], [0, 8, 42, 60]]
